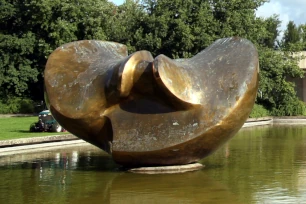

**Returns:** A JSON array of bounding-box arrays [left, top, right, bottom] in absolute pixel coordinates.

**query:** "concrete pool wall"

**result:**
[[1, 117, 306, 156]]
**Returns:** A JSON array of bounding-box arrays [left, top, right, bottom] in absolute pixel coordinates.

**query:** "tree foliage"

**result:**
[[1, 0, 306, 115], [283, 21, 300, 46], [280, 21, 306, 51], [0, 0, 115, 99], [261, 15, 281, 49], [121, 0, 269, 58], [257, 47, 305, 115]]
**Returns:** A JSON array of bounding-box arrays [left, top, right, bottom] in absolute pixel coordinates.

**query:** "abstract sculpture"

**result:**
[[44, 37, 259, 167]]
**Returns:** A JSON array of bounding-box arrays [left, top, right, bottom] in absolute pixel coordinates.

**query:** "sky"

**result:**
[[110, 0, 306, 37], [256, 0, 306, 37], [110, 0, 124, 5]]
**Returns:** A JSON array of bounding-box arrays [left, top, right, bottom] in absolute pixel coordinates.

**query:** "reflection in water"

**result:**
[[0, 125, 306, 203], [71, 171, 241, 204], [202, 125, 306, 203]]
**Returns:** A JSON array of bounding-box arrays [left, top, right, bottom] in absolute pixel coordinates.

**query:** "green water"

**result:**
[[1, 125, 306, 203]]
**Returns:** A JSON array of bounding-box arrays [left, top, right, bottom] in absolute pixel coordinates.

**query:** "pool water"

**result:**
[[1, 125, 306, 203]]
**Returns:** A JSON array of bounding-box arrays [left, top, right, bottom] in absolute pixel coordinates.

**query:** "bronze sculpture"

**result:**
[[44, 37, 259, 167]]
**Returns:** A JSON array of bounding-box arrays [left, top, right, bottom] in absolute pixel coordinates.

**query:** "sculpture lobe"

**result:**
[[44, 37, 259, 166]]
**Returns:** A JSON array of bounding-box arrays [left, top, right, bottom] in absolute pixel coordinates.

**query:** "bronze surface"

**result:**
[[44, 37, 259, 166]]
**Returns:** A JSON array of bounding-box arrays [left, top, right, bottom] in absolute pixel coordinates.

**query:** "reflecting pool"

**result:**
[[1, 125, 306, 203]]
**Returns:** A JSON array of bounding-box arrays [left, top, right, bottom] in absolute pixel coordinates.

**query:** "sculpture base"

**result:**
[[127, 163, 204, 174]]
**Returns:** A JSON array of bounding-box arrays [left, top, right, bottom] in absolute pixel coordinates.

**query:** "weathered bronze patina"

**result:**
[[44, 37, 259, 166]]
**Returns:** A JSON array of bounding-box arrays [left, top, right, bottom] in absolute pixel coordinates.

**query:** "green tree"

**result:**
[[0, 0, 115, 100], [1, 0, 305, 115], [107, 0, 147, 53], [297, 24, 306, 50], [127, 0, 269, 58], [0, 0, 39, 97], [257, 47, 305, 115], [261, 15, 281, 49], [133, 0, 304, 116], [209, 0, 268, 42], [282, 21, 301, 50]]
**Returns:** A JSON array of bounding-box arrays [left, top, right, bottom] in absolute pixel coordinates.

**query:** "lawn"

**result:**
[[0, 116, 69, 140]]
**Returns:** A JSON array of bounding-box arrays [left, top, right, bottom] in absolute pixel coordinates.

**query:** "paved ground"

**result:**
[[0, 140, 87, 156], [0, 114, 36, 118], [0, 134, 79, 147]]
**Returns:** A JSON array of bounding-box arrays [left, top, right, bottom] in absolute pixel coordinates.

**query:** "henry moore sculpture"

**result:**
[[44, 37, 259, 167]]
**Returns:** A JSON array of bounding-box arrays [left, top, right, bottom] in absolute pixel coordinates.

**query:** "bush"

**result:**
[[250, 100, 306, 117], [270, 100, 306, 116], [0, 97, 35, 114], [249, 104, 269, 118]]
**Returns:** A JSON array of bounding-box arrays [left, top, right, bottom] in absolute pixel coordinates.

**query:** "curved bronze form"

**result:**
[[44, 37, 259, 166]]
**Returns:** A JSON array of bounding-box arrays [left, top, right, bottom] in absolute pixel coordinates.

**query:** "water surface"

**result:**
[[1, 125, 306, 203]]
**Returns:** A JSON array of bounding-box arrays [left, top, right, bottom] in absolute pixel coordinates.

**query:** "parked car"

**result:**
[[29, 110, 64, 132]]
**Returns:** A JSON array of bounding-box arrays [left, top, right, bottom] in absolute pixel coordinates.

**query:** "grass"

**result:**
[[0, 116, 69, 140]]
